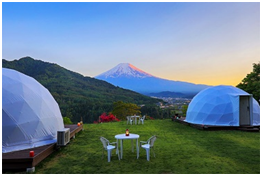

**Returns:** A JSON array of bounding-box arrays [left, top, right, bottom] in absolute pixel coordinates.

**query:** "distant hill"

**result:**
[[2, 57, 163, 123], [95, 63, 211, 94]]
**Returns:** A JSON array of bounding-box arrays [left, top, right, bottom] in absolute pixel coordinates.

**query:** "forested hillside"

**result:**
[[2, 57, 163, 123]]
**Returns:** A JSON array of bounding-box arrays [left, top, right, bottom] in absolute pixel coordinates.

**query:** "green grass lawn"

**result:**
[[35, 119, 260, 174]]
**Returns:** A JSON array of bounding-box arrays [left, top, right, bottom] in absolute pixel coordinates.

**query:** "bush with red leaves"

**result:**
[[97, 112, 120, 123]]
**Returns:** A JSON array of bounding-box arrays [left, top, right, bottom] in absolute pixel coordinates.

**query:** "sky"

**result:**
[[2, 2, 260, 86]]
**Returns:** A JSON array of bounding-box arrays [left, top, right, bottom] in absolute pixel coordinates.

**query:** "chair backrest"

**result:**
[[148, 135, 157, 148], [141, 115, 145, 120], [100, 137, 109, 149], [126, 116, 130, 120]]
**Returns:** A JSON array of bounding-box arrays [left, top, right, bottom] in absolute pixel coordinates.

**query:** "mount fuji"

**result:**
[[95, 63, 210, 95]]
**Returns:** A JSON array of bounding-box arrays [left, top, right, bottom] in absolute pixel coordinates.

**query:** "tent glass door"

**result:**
[[239, 96, 251, 126]]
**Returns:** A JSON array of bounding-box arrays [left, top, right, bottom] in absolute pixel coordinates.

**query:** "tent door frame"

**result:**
[[239, 95, 253, 126]]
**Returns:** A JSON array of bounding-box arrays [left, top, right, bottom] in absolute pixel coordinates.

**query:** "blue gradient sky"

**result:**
[[2, 2, 260, 86]]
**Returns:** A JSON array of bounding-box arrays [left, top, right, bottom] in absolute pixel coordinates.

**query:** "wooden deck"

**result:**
[[173, 118, 260, 132], [2, 124, 83, 172]]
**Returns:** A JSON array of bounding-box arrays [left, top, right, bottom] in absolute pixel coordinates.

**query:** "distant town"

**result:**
[[153, 96, 191, 107], [150, 96, 192, 117]]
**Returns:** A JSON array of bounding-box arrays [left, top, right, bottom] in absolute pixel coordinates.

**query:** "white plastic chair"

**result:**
[[140, 135, 157, 161], [126, 116, 133, 125], [129, 116, 134, 125], [100, 137, 120, 162], [139, 115, 146, 124]]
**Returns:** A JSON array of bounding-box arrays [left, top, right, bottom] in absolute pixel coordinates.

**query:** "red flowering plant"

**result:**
[[99, 112, 120, 123]]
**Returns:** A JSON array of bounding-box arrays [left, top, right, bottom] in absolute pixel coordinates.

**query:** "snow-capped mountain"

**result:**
[[96, 63, 154, 78], [95, 63, 210, 95]]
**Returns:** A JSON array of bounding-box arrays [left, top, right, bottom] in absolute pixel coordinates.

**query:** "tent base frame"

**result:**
[[173, 118, 260, 132]]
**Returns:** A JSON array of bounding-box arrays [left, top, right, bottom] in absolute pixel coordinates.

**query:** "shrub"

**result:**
[[98, 112, 120, 123], [63, 117, 73, 124]]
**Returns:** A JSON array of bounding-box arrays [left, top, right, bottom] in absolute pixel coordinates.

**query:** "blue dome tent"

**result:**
[[2, 68, 64, 153], [185, 85, 260, 126]]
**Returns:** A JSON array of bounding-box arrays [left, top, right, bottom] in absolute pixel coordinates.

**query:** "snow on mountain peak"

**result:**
[[96, 63, 154, 78]]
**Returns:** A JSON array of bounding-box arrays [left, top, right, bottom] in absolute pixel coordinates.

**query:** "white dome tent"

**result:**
[[185, 85, 260, 126], [2, 68, 64, 153]]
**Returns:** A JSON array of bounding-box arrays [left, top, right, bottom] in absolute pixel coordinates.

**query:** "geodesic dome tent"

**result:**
[[2, 68, 64, 153], [185, 85, 260, 126]]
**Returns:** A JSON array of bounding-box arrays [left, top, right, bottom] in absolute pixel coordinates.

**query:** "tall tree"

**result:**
[[112, 101, 141, 120], [236, 63, 260, 103]]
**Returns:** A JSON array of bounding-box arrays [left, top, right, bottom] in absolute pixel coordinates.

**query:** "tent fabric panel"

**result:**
[[252, 99, 260, 125], [229, 94, 240, 126]]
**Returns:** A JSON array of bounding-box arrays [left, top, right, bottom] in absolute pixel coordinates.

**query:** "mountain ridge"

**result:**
[[95, 63, 210, 94], [2, 57, 163, 123]]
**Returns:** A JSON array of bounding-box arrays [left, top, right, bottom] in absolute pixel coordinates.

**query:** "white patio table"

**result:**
[[130, 115, 140, 125], [115, 133, 139, 159]]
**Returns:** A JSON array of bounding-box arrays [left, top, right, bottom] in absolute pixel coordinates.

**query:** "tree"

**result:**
[[181, 105, 188, 117], [140, 105, 162, 119], [236, 63, 260, 103], [112, 101, 141, 120]]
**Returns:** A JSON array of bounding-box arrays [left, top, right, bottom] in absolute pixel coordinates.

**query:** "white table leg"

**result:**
[[116, 139, 118, 154], [116, 139, 120, 160], [136, 138, 139, 159], [121, 139, 123, 159]]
